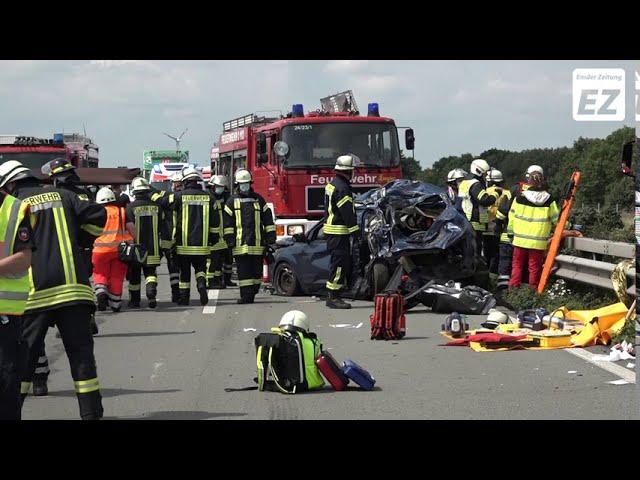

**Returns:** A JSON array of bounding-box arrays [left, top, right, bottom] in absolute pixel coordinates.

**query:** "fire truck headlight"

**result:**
[[276, 225, 285, 237], [273, 141, 289, 158], [287, 225, 304, 236]]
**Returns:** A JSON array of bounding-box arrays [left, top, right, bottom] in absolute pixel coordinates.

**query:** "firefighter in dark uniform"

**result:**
[[0, 160, 107, 420], [43, 159, 100, 335], [0, 161, 35, 420], [156, 166, 213, 306], [323, 155, 359, 309], [223, 169, 276, 304], [155, 172, 183, 303], [125, 177, 162, 309], [207, 175, 231, 289]]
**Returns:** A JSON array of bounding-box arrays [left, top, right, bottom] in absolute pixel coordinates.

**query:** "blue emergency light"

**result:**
[[368, 103, 380, 117], [292, 104, 304, 117], [53, 133, 64, 143]]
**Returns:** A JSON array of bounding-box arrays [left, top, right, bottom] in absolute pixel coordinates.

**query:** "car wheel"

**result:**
[[274, 262, 300, 296], [372, 262, 390, 295]]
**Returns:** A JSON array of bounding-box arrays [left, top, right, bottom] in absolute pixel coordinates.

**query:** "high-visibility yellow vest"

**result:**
[[0, 194, 31, 315], [508, 193, 559, 250], [458, 178, 489, 232]]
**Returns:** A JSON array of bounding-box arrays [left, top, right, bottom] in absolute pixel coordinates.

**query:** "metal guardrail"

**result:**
[[554, 237, 635, 295]]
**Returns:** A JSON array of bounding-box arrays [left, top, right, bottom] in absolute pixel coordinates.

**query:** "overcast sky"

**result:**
[[0, 60, 636, 169]]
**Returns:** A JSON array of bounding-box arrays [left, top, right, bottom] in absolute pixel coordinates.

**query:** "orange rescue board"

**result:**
[[537, 171, 581, 294]]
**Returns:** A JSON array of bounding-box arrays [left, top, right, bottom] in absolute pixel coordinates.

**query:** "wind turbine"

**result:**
[[164, 128, 188, 151]]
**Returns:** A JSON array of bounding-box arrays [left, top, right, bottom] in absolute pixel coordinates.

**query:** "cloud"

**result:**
[[324, 60, 369, 73], [90, 60, 143, 68]]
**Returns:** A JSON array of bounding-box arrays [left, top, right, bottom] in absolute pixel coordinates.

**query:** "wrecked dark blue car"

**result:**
[[270, 180, 486, 306]]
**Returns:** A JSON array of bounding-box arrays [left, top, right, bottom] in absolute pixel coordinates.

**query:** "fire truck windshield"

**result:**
[[281, 122, 400, 169], [0, 151, 66, 169]]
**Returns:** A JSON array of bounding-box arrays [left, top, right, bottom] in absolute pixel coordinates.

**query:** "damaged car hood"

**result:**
[[356, 179, 475, 258]]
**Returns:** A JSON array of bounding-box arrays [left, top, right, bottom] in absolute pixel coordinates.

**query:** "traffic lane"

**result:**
[[214, 295, 638, 420]]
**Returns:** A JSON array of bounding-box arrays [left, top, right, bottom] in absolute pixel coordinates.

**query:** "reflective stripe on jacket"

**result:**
[[210, 196, 228, 252], [507, 190, 559, 250], [157, 187, 214, 256], [93, 205, 133, 253], [322, 174, 359, 236], [223, 190, 276, 256], [126, 197, 162, 264]]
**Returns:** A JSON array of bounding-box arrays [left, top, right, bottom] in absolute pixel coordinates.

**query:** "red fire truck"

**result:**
[[213, 91, 413, 239], [0, 133, 99, 170]]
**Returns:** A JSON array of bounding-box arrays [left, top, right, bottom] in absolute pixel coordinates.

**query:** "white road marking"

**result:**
[[150, 361, 164, 382], [565, 348, 636, 384], [203, 289, 220, 314]]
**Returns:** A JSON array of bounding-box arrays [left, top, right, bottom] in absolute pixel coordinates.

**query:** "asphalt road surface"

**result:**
[[22, 268, 639, 420]]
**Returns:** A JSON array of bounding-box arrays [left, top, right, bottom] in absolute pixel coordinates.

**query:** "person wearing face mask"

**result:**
[[206, 175, 231, 289], [155, 166, 215, 306], [222, 169, 276, 304]]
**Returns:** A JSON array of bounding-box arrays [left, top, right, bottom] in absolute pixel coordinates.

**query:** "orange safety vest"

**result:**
[[93, 205, 133, 253]]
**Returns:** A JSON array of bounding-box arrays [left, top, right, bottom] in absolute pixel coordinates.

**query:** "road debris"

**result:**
[[608, 379, 630, 386]]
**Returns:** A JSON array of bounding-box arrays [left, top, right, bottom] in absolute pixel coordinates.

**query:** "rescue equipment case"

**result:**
[[370, 292, 406, 340], [316, 351, 349, 391], [342, 359, 376, 390]]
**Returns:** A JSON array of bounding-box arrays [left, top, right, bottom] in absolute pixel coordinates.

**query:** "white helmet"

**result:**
[[234, 169, 252, 184], [278, 310, 310, 332], [526, 165, 544, 178], [209, 175, 227, 187], [448, 168, 466, 183], [487, 169, 504, 183], [96, 187, 116, 204], [181, 165, 202, 182], [470, 159, 491, 177], [335, 154, 356, 171], [171, 172, 183, 183], [486, 309, 509, 324], [131, 177, 150, 194], [0, 160, 34, 188]]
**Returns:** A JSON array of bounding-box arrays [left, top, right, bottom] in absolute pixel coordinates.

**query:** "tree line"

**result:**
[[400, 126, 636, 212]]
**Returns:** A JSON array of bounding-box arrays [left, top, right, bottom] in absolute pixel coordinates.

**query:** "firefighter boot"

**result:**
[[128, 291, 141, 309], [211, 277, 224, 289], [224, 273, 237, 287], [32, 376, 48, 397], [326, 291, 351, 309], [178, 289, 190, 306], [147, 282, 158, 309], [96, 293, 108, 312], [77, 390, 104, 421], [197, 278, 209, 306], [90, 313, 99, 335], [171, 286, 180, 304]]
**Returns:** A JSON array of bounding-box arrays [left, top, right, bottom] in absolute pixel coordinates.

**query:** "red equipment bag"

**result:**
[[315, 350, 349, 391], [370, 292, 406, 340]]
